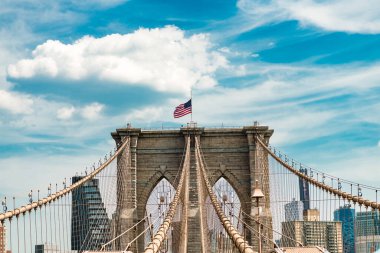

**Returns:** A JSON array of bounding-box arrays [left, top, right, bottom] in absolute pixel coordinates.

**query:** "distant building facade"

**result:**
[[355, 210, 380, 252], [304, 209, 321, 222], [0, 225, 5, 253], [35, 244, 60, 253], [285, 199, 304, 221], [281, 209, 343, 253], [35, 244, 77, 253], [71, 176, 111, 251], [334, 205, 355, 253]]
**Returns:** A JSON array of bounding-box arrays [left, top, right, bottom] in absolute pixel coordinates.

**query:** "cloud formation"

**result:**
[[238, 0, 380, 34], [0, 90, 33, 114], [81, 103, 104, 120], [185, 61, 380, 146], [56, 106, 76, 120], [56, 103, 104, 121], [8, 26, 228, 94]]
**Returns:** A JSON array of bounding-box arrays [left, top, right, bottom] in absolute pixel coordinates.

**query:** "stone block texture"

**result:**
[[111, 125, 274, 253]]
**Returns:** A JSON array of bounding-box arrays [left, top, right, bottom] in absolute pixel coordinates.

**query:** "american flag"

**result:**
[[173, 99, 192, 118]]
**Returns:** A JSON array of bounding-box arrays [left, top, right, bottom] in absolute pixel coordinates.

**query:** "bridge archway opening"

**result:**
[[208, 177, 242, 232], [144, 177, 176, 251]]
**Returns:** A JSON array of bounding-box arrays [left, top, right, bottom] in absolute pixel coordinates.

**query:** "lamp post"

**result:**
[[253, 180, 264, 253], [223, 194, 228, 215]]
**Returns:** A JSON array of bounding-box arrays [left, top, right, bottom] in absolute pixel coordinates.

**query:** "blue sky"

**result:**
[[0, 0, 380, 200]]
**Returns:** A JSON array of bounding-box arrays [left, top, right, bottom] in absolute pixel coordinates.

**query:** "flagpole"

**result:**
[[190, 87, 193, 122]]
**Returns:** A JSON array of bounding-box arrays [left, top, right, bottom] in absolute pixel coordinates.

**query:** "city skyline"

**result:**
[[0, 123, 379, 252], [0, 0, 379, 209]]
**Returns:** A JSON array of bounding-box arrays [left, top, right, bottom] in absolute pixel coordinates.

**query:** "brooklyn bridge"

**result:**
[[0, 123, 379, 253]]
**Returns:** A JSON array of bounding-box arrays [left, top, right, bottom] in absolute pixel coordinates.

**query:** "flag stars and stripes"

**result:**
[[173, 99, 192, 118]]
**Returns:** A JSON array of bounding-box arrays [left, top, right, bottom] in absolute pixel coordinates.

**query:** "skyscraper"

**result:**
[[71, 176, 111, 251], [299, 168, 310, 211], [355, 210, 380, 252], [334, 205, 355, 253], [284, 198, 304, 221]]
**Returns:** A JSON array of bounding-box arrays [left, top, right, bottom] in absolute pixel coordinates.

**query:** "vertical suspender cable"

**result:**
[[23, 213, 26, 253], [29, 211, 32, 253], [34, 209, 37, 246], [10, 219, 13, 253]]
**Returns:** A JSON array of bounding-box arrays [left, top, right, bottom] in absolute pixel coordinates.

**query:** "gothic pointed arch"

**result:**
[[211, 171, 250, 212], [144, 177, 176, 249], [211, 177, 243, 228]]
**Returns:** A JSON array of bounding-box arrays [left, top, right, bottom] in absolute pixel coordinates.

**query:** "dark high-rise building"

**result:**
[[334, 205, 355, 253], [298, 168, 310, 211], [71, 176, 111, 251]]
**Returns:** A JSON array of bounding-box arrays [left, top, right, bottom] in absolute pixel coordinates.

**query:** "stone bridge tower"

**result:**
[[111, 124, 274, 252]]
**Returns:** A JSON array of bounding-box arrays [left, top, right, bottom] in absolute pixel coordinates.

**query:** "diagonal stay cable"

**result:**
[[143, 135, 191, 253], [217, 193, 304, 248], [125, 210, 165, 251], [194, 136, 256, 253], [100, 213, 150, 251]]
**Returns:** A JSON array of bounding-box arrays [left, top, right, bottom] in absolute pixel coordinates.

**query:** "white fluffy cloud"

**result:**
[[56, 103, 104, 121], [187, 61, 380, 146], [57, 106, 76, 120], [7, 26, 228, 93], [81, 102, 104, 120], [238, 0, 380, 34], [0, 90, 34, 114]]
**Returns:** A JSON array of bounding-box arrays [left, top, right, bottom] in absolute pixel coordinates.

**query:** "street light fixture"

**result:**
[[253, 180, 264, 253]]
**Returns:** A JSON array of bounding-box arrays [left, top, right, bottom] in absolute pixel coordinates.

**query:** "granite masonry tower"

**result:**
[[111, 123, 274, 252]]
